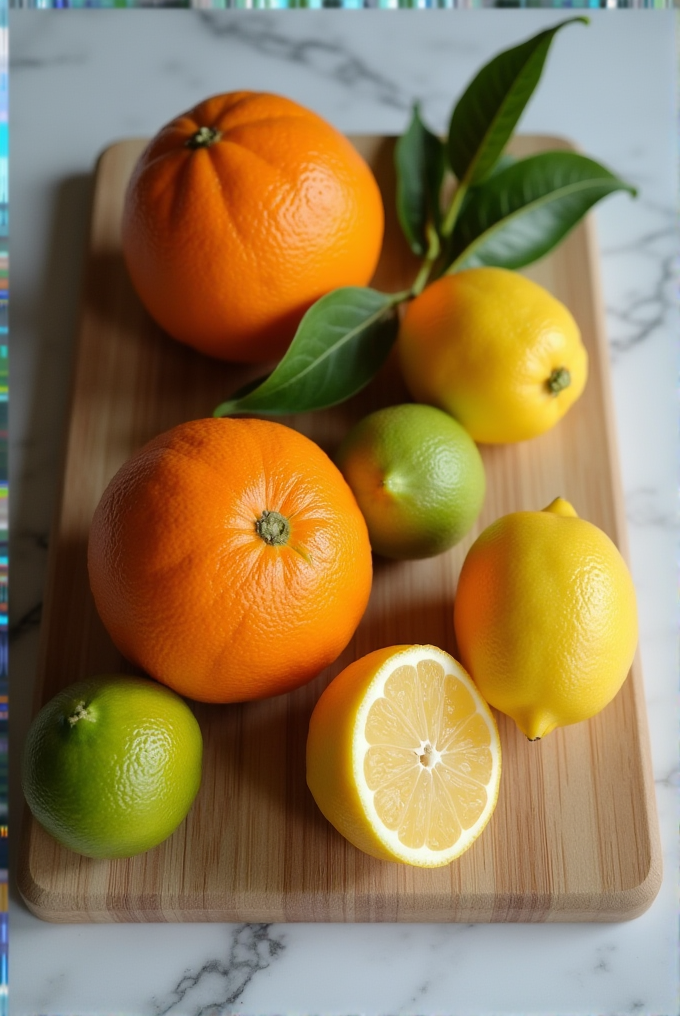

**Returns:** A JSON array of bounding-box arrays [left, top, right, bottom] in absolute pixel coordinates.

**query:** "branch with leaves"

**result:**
[[214, 17, 635, 421]]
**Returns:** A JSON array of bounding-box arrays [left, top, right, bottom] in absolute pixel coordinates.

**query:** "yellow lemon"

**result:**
[[306, 644, 501, 866], [397, 267, 588, 444], [453, 498, 638, 740]]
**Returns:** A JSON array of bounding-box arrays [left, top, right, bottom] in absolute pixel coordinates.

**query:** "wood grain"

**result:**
[[18, 135, 662, 923]]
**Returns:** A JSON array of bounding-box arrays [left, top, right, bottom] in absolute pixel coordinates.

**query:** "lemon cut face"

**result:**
[[356, 648, 501, 864], [307, 644, 501, 867]]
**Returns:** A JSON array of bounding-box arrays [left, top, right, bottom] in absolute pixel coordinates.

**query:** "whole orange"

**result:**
[[87, 418, 373, 704], [121, 91, 385, 363]]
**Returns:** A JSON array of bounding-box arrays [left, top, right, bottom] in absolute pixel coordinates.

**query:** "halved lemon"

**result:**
[[306, 644, 501, 866]]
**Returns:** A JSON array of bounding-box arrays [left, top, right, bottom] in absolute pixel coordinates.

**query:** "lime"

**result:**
[[335, 403, 485, 560], [21, 675, 203, 859]]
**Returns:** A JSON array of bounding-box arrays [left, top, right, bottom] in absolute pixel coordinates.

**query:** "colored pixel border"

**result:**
[[0, 5, 7, 1016], [5, 0, 676, 9], [0, 5, 672, 1016]]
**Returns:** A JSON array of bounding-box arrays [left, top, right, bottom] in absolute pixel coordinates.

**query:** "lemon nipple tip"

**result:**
[[542, 497, 578, 518]]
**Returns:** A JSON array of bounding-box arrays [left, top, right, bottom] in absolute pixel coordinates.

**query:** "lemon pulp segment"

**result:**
[[354, 651, 500, 861]]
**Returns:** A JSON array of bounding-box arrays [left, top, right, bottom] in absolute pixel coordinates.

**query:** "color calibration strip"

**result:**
[[0, 5, 6, 1015], [7, 0, 674, 8]]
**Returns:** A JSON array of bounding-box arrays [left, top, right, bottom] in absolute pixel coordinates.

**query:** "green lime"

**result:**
[[21, 675, 203, 859], [336, 403, 485, 560]]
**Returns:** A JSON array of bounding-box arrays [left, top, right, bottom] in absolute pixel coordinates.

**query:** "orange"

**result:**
[[22, 675, 202, 859], [87, 418, 373, 704], [306, 644, 501, 866], [122, 91, 385, 364]]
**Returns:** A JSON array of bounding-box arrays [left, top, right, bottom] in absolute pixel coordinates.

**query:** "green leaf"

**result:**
[[470, 153, 517, 185], [447, 17, 588, 189], [213, 288, 400, 417], [446, 151, 637, 272], [395, 103, 446, 256], [454, 153, 517, 222]]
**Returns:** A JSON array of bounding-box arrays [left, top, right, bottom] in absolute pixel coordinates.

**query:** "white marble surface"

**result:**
[[8, 9, 679, 1016]]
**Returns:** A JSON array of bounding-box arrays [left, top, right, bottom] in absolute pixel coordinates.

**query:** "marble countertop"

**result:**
[[9, 9, 679, 1016]]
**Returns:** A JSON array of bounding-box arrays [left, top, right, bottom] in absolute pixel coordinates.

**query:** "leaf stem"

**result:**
[[388, 288, 412, 306], [440, 179, 468, 239], [410, 224, 441, 297], [409, 178, 467, 297]]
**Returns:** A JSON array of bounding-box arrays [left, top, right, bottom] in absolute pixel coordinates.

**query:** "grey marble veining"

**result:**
[[601, 213, 677, 360], [151, 924, 287, 1016], [9, 9, 679, 1016], [195, 11, 413, 109]]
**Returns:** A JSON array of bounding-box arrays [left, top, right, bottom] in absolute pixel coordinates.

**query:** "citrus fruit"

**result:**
[[453, 498, 638, 740], [87, 417, 372, 704], [122, 91, 384, 364], [335, 404, 485, 559], [397, 267, 588, 443], [306, 644, 501, 866], [21, 675, 202, 859]]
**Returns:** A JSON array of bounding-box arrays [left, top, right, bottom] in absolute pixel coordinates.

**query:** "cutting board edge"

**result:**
[[18, 793, 663, 926], [17, 877, 664, 926]]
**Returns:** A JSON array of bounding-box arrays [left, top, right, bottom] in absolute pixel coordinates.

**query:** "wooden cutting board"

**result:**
[[18, 135, 662, 923]]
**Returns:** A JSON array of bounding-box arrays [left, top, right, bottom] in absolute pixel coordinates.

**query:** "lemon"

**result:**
[[397, 267, 588, 444], [453, 498, 638, 740], [306, 644, 501, 866], [335, 404, 485, 559], [21, 675, 203, 858]]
